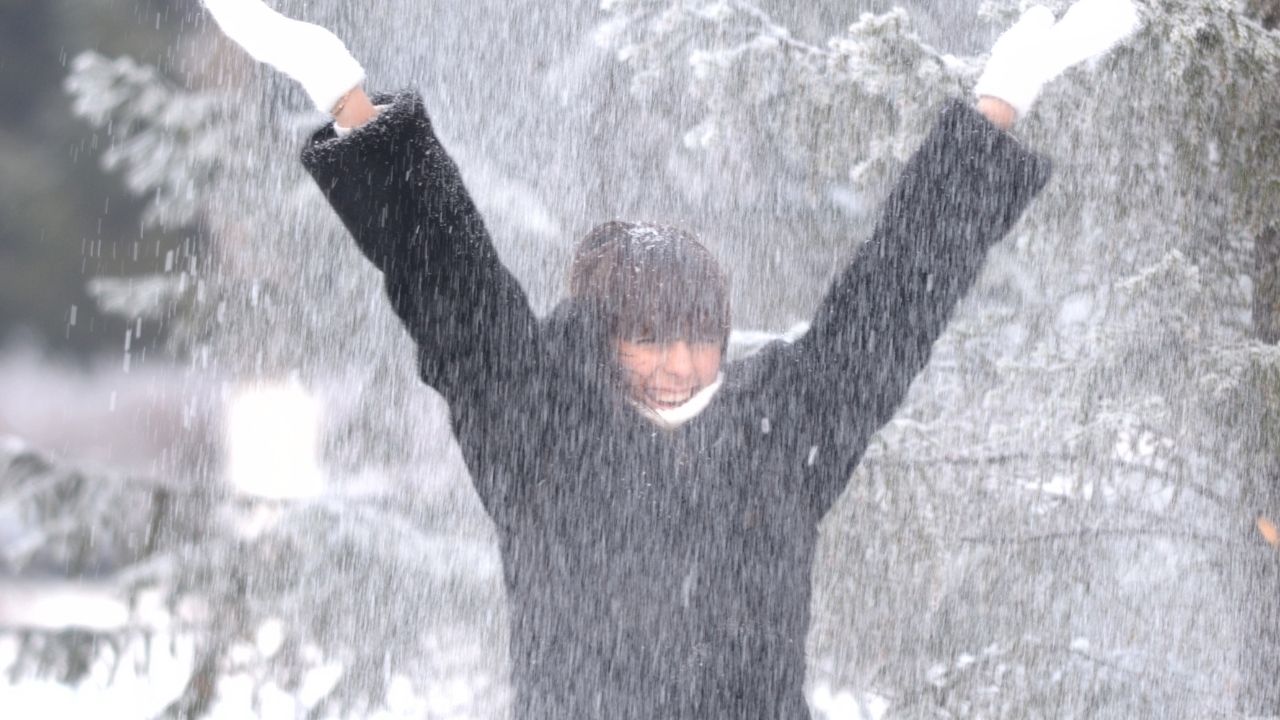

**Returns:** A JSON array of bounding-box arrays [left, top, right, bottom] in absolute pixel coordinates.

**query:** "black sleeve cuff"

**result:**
[[933, 99, 1054, 234]]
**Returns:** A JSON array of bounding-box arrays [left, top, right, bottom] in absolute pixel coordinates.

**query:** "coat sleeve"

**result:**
[[300, 91, 538, 410], [772, 99, 1052, 512]]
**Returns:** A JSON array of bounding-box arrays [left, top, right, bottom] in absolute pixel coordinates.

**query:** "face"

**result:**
[[615, 338, 723, 410]]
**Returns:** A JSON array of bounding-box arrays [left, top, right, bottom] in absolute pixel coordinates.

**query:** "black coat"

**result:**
[[302, 92, 1051, 719]]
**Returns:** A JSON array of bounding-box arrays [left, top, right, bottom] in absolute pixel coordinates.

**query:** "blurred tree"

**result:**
[[0, 0, 187, 358], [1241, 2, 1280, 714], [1246, 0, 1280, 28], [1258, 225, 1280, 343], [3, 29, 508, 716]]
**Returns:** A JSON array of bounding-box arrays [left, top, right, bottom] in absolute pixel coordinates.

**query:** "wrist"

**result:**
[[332, 86, 377, 129], [976, 96, 1017, 131]]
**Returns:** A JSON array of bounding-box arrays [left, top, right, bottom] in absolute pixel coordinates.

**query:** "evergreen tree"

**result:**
[[599, 0, 1280, 714]]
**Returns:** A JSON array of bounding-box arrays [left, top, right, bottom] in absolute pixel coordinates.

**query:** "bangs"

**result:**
[[610, 253, 728, 343], [570, 221, 730, 345]]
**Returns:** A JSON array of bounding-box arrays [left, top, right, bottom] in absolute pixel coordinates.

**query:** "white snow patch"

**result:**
[[224, 378, 325, 499], [1024, 474, 1094, 501], [0, 632, 195, 719], [297, 660, 342, 708], [255, 618, 285, 659], [683, 119, 718, 149], [810, 683, 890, 720], [0, 581, 130, 632], [1056, 291, 1094, 328]]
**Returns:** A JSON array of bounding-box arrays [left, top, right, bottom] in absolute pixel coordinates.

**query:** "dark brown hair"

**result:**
[[569, 221, 730, 345]]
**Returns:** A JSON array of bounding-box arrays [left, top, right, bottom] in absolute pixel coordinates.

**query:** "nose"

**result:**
[[660, 342, 695, 378]]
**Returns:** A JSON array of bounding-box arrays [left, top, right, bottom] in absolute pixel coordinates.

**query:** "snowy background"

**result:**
[[3, 0, 1280, 718]]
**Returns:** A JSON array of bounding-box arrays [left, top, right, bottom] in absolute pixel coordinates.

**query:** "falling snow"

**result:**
[[4, 0, 1280, 718]]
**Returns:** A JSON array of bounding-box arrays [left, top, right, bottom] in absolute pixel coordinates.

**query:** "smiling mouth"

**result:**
[[646, 389, 695, 409]]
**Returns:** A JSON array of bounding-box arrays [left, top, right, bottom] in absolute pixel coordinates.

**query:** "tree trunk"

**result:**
[[1243, 0, 1280, 686], [1240, 222, 1280, 713], [1246, 0, 1280, 30], [1256, 225, 1280, 344]]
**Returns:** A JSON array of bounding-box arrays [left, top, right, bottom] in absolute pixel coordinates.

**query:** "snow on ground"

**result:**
[[810, 683, 891, 720], [0, 633, 195, 718], [0, 618, 495, 720], [0, 607, 884, 720], [0, 664, 884, 720]]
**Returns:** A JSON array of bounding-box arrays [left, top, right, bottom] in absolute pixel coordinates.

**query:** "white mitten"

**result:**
[[202, 0, 365, 114], [975, 0, 1141, 117]]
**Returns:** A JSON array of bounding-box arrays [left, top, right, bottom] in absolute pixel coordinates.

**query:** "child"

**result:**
[[204, 2, 1139, 717]]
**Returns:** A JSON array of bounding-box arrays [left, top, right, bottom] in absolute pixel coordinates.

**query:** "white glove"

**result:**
[[202, 0, 366, 114], [975, 0, 1142, 117]]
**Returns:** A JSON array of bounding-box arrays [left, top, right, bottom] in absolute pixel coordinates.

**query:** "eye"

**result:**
[[629, 326, 658, 344]]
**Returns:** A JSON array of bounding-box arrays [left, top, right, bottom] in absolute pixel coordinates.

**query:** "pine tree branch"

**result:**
[[958, 526, 1237, 548], [0, 470, 78, 507], [728, 1, 827, 56]]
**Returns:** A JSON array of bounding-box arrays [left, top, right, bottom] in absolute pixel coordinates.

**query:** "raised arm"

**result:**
[[300, 92, 538, 402], [202, 0, 538, 406], [784, 99, 1052, 464], [767, 0, 1140, 513]]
